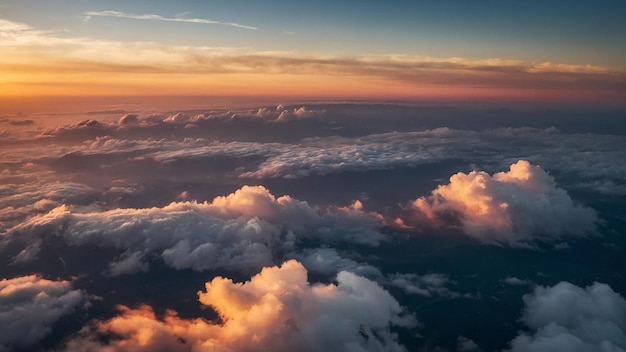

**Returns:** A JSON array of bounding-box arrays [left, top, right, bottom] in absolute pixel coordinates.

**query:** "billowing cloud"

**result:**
[[407, 160, 598, 245], [5, 185, 385, 272], [118, 114, 138, 125], [508, 281, 626, 352], [65, 260, 415, 352], [0, 275, 84, 351]]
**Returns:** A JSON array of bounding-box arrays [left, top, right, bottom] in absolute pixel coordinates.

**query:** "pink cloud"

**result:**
[[406, 160, 597, 245]]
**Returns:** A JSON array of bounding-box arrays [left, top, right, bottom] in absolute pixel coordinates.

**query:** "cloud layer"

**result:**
[[5, 185, 384, 273], [66, 260, 415, 352], [408, 160, 597, 245]]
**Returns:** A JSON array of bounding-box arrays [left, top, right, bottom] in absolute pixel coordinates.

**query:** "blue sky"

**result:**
[[4, 0, 626, 66]]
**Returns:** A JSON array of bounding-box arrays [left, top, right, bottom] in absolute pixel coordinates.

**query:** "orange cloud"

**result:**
[[405, 160, 597, 245], [65, 260, 415, 351], [1, 18, 625, 102]]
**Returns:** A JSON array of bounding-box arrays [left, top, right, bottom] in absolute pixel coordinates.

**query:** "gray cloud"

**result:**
[[0, 275, 84, 351], [294, 247, 383, 279], [508, 281, 626, 352], [387, 273, 471, 299], [502, 277, 535, 287]]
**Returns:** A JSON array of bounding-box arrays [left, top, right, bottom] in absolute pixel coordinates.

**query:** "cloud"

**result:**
[[65, 260, 415, 352], [0, 181, 96, 230], [508, 281, 626, 352], [160, 105, 326, 124], [82, 10, 257, 30], [277, 106, 326, 121], [387, 273, 470, 298], [2, 18, 625, 98], [0, 275, 84, 351], [118, 114, 138, 125], [457, 336, 483, 352], [5, 185, 385, 273], [502, 277, 534, 286], [407, 160, 598, 245], [107, 250, 149, 277], [6, 119, 35, 126], [5, 117, 625, 197], [294, 248, 383, 279]]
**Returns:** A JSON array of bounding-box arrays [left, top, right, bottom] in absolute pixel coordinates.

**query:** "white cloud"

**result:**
[[0, 275, 84, 351], [276, 106, 326, 121], [65, 260, 415, 352], [82, 10, 258, 30], [508, 281, 626, 352], [5, 186, 385, 273], [408, 160, 598, 245]]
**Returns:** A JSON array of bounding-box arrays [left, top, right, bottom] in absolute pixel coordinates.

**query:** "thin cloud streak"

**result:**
[[82, 10, 258, 30]]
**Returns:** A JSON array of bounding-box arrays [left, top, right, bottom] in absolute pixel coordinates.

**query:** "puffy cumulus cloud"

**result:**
[[0, 275, 84, 351], [66, 260, 415, 352], [408, 160, 597, 245], [159, 105, 326, 125], [118, 113, 138, 125], [5, 186, 385, 273], [276, 106, 326, 121], [508, 281, 626, 352]]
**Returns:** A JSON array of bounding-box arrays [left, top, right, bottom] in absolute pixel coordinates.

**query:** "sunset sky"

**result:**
[[2, 0, 626, 101]]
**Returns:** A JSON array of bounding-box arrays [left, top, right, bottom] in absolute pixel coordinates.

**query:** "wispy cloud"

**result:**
[[82, 10, 257, 30]]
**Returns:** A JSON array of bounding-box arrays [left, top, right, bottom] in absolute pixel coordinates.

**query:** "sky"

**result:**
[[1, 0, 626, 102]]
